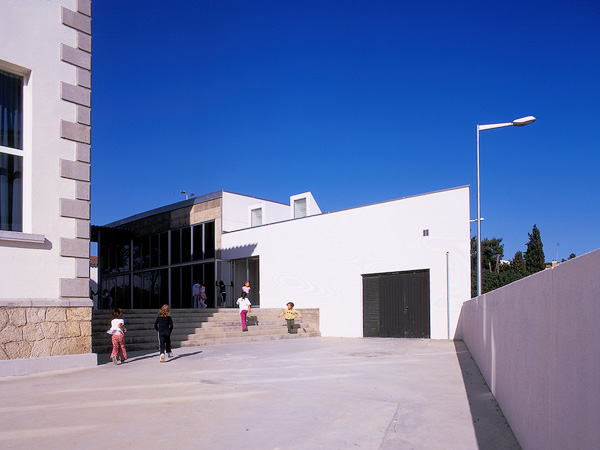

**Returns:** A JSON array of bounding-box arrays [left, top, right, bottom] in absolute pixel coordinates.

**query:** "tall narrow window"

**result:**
[[193, 224, 203, 261], [294, 198, 307, 219], [251, 208, 262, 227], [171, 229, 181, 264], [0, 69, 24, 231], [181, 226, 191, 262], [204, 221, 215, 258]]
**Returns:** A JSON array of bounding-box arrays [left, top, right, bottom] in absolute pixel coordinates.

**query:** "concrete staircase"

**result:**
[[92, 308, 320, 354]]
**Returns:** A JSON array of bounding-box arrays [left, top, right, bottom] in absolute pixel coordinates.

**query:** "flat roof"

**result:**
[[104, 191, 223, 228], [223, 184, 471, 233], [102, 190, 288, 228], [100, 185, 470, 230]]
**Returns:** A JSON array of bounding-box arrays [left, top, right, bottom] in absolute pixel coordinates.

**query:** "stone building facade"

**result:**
[[0, 0, 95, 376]]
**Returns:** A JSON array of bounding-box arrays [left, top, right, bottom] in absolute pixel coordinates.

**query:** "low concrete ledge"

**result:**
[[0, 353, 97, 377], [0, 298, 93, 307]]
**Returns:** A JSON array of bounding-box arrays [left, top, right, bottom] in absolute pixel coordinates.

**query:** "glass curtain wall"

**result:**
[[100, 221, 217, 309], [99, 230, 131, 309], [216, 260, 233, 307], [232, 257, 260, 307]]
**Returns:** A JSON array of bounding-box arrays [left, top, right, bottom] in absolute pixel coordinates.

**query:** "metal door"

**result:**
[[363, 270, 430, 338]]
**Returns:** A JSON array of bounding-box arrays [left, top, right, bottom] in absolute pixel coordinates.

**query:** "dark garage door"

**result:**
[[363, 270, 430, 338]]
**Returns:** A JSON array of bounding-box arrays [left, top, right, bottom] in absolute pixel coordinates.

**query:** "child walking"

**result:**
[[154, 304, 174, 363], [242, 281, 251, 296], [278, 302, 303, 334], [107, 308, 127, 364], [236, 291, 251, 332]]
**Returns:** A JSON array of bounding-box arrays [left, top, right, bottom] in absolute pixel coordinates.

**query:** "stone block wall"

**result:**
[[0, 307, 91, 360], [59, 1, 93, 299]]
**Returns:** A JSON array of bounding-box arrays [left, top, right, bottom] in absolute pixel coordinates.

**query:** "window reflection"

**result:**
[[99, 221, 217, 308], [182, 227, 191, 262]]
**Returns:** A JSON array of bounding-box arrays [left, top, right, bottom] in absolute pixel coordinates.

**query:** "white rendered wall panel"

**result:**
[[222, 192, 290, 232], [0, 0, 80, 299], [222, 187, 471, 338], [461, 249, 600, 450]]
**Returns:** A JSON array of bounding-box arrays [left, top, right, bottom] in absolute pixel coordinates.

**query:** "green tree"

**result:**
[[511, 251, 525, 276], [471, 236, 508, 297], [524, 224, 545, 274], [471, 236, 504, 273], [569, 253, 576, 260]]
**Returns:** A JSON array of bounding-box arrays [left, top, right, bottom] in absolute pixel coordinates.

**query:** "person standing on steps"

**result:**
[[199, 282, 208, 308], [236, 291, 251, 332], [154, 304, 174, 363], [278, 302, 303, 334], [242, 281, 250, 297], [218, 280, 227, 307], [192, 281, 201, 309]]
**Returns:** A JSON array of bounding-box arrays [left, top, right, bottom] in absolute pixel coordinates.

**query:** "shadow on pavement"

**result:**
[[453, 341, 521, 449], [96, 349, 203, 365]]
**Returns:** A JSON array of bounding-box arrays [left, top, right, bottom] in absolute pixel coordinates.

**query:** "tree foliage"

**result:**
[[524, 224, 545, 274], [470, 236, 504, 273], [511, 251, 525, 276], [471, 224, 559, 297]]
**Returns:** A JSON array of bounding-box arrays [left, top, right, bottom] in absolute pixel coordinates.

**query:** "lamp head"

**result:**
[[513, 116, 536, 126]]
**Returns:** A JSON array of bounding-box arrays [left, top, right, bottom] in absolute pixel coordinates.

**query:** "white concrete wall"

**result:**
[[222, 187, 471, 338], [222, 191, 314, 231], [222, 192, 288, 232], [246, 200, 290, 228], [0, 0, 81, 300], [290, 192, 321, 218], [460, 249, 600, 450]]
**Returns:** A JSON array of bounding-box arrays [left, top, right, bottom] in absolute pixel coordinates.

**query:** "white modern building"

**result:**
[[97, 186, 471, 340], [222, 187, 471, 339], [0, 0, 95, 375]]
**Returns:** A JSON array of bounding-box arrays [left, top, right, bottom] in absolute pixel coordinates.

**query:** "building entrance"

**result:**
[[362, 269, 430, 338]]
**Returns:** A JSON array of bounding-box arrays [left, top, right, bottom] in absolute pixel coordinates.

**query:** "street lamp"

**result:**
[[180, 191, 195, 200], [476, 116, 536, 296]]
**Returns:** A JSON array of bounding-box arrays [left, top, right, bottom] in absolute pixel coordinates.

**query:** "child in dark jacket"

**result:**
[[154, 305, 174, 363]]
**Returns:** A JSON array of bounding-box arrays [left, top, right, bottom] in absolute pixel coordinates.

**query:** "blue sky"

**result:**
[[91, 0, 600, 261]]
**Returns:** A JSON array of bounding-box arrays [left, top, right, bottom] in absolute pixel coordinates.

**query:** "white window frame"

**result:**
[[250, 207, 263, 227], [293, 197, 307, 219], [0, 59, 32, 235]]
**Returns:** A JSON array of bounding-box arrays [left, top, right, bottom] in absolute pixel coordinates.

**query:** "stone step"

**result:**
[[93, 309, 318, 325], [95, 322, 317, 338], [93, 330, 320, 353], [179, 331, 321, 348], [93, 314, 320, 323], [92, 318, 314, 332], [93, 308, 317, 315], [92, 308, 320, 353], [94, 323, 316, 340], [93, 310, 318, 322]]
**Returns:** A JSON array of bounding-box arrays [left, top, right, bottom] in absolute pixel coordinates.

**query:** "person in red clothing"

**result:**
[[236, 292, 251, 332], [107, 308, 127, 365], [242, 281, 251, 296]]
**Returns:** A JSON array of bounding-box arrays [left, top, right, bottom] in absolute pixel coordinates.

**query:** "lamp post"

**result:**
[[476, 116, 536, 296], [180, 190, 195, 200]]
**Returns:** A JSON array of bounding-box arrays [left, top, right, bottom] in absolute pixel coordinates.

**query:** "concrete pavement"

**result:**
[[0, 338, 520, 449]]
